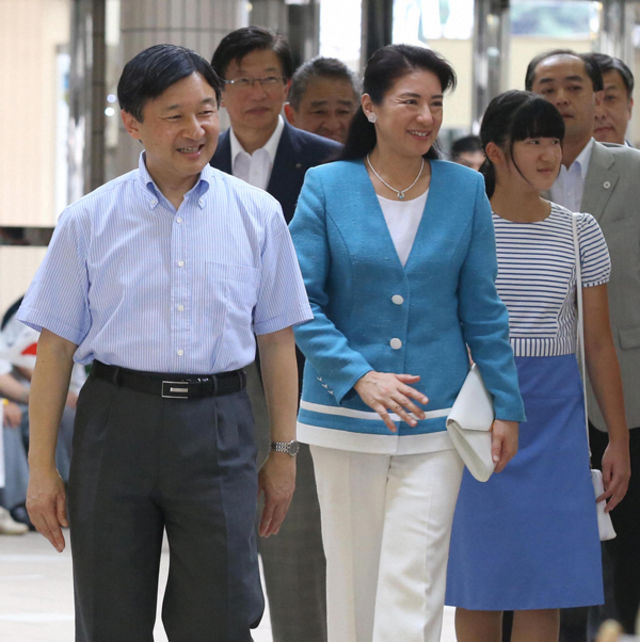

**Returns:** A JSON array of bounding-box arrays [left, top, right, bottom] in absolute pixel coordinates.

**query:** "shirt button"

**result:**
[[391, 294, 404, 305], [177, 349, 184, 356], [176, 216, 183, 224], [390, 338, 402, 350], [177, 260, 185, 267], [603, 180, 611, 190], [177, 304, 184, 312]]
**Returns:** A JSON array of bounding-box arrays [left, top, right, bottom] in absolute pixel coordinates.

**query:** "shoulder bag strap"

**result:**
[[571, 213, 590, 456]]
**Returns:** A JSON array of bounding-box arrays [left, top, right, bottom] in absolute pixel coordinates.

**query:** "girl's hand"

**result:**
[[354, 371, 429, 432], [600, 439, 630, 511]]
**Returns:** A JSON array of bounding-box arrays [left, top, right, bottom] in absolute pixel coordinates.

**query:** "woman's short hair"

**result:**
[[341, 44, 456, 161], [480, 90, 565, 197], [118, 44, 222, 122]]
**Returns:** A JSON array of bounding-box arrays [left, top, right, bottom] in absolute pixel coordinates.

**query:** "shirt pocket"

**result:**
[[203, 261, 260, 343], [619, 326, 640, 350]]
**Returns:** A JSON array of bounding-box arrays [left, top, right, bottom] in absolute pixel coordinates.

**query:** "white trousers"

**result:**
[[311, 445, 464, 642]]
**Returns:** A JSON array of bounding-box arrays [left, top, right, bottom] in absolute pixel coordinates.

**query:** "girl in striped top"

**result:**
[[446, 90, 630, 642]]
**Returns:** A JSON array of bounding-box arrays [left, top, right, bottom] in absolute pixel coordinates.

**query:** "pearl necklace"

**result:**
[[366, 154, 425, 200]]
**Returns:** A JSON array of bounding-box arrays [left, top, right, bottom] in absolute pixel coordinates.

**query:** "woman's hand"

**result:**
[[490, 419, 519, 473], [600, 438, 630, 512], [354, 371, 429, 432]]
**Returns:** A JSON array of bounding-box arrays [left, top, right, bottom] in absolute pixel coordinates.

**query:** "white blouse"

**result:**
[[376, 189, 429, 266]]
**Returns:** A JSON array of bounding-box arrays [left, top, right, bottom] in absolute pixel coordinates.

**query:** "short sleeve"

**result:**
[[17, 208, 91, 345], [577, 212, 611, 287], [252, 206, 312, 336]]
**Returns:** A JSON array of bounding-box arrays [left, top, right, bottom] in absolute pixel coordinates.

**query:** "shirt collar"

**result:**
[[137, 152, 211, 209], [569, 137, 594, 180], [229, 115, 284, 164]]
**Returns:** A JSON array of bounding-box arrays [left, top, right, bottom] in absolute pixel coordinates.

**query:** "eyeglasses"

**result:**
[[223, 76, 286, 90]]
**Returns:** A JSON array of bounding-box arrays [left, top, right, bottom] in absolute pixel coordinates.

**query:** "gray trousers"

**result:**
[[246, 363, 327, 642], [68, 374, 263, 642]]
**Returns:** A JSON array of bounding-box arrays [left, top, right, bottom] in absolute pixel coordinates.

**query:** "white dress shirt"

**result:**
[[550, 137, 594, 211], [230, 116, 285, 189]]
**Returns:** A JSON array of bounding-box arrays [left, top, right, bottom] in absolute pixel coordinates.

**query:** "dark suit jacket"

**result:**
[[210, 122, 341, 388], [210, 121, 341, 223]]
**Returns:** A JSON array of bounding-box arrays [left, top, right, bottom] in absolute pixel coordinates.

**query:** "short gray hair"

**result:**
[[288, 56, 359, 110]]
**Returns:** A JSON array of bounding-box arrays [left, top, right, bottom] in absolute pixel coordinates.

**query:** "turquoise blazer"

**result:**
[[289, 158, 525, 453]]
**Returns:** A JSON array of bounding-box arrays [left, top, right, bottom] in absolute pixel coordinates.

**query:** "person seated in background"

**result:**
[[0, 381, 29, 535], [284, 56, 359, 144], [450, 134, 485, 171], [583, 53, 634, 146]]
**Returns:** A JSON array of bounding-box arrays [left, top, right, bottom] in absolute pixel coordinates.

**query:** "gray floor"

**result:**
[[0, 531, 457, 641]]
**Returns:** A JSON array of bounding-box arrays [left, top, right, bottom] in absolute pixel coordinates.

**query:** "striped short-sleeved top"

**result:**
[[493, 202, 610, 358]]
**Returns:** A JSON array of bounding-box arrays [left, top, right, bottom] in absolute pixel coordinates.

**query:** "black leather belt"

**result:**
[[91, 361, 246, 400]]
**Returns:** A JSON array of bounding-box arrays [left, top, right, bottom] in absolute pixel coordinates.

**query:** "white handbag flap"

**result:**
[[446, 364, 494, 432]]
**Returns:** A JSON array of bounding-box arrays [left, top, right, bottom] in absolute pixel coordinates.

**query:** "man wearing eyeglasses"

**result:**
[[210, 26, 340, 642]]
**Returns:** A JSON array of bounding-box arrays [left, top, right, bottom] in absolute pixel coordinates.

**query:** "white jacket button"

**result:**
[[390, 338, 402, 350], [391, 294, 404, 305]]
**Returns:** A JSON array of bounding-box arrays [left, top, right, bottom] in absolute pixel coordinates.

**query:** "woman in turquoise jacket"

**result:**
[[289, 44, 525, 642]]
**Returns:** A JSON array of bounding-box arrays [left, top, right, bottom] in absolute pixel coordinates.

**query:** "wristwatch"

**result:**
[[270, 440, 300, 456]]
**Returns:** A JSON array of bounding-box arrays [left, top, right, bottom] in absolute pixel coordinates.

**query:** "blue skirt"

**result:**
[[445, 354, 603, 610]]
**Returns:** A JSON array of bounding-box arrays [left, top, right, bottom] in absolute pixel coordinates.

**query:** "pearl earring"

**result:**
[[367, 112, 377, 124]]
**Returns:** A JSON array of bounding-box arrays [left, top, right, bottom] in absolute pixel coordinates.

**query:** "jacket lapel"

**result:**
[[581, 142, 618, 222], [267, 123, 307, 223]]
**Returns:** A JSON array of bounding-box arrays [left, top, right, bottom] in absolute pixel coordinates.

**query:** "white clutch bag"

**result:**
[[591, 469, 617, 541], [446, 364, 495, 482]]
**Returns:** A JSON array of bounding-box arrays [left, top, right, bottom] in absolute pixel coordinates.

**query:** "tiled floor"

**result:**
[[0, 531, 457, 641]]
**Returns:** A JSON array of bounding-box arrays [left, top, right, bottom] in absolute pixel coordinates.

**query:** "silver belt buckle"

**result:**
[[161, 380, 190, 399]]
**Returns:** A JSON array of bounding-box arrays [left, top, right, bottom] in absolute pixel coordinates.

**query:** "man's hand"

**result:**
[[257, 453, 296, 537], [26, 328, 76, 552], [490, 419, 519, 473], [26, 467, 68, 552], [600, 439, 630, 511]]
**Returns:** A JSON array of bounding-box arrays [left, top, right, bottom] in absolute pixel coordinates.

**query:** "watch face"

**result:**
[[288, 441, 300, 456]]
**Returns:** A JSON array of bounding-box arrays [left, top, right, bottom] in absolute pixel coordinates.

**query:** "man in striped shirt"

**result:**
[[17, 44, 311, 641]]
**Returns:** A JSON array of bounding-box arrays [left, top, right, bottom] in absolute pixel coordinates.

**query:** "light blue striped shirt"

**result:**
[[493, 203, 610, 357], [18, 153, 312, 374]]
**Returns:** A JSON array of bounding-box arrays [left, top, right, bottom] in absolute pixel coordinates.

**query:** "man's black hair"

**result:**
[[211, 26, 293, 80], [584, 52, 634, 98], [118, 44, 222, 121], [524, 49, 603, 93]]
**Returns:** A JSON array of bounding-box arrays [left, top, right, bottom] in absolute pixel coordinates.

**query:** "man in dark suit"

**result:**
[[527, 48, 636, 640], [210, 26, 340, 642]]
